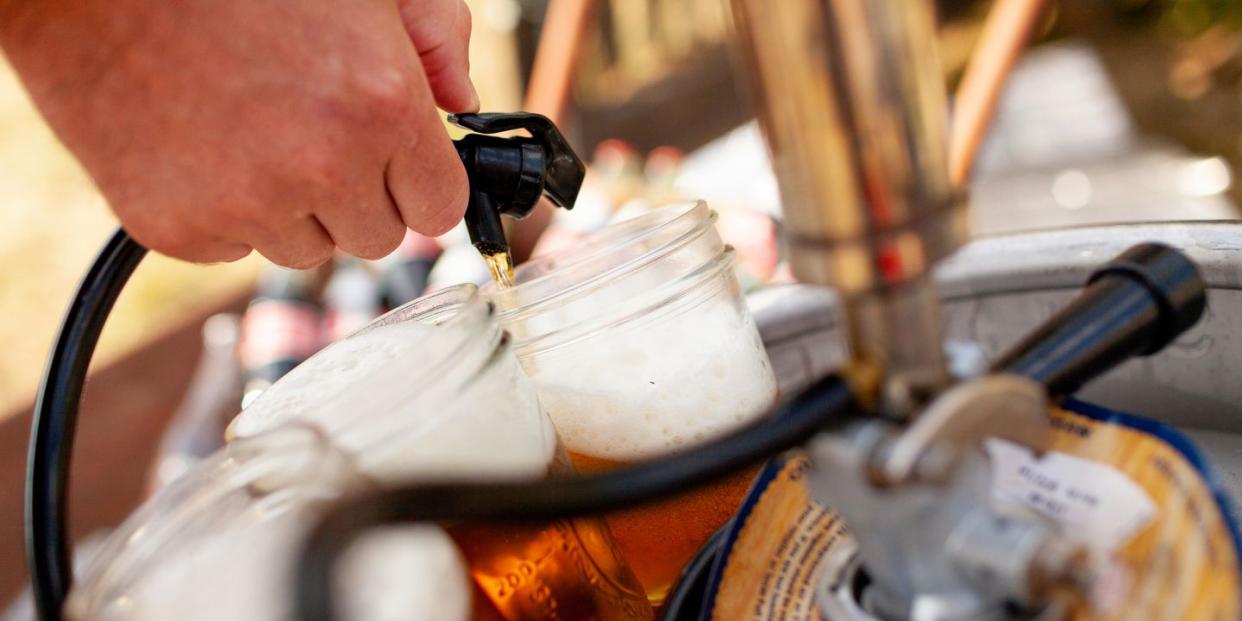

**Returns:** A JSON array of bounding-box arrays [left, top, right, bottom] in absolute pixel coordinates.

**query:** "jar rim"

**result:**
[[510, 247, 739, 357], [353, 282, 498, 385], [361, 283, 489, 333], [227, 283, 500, 442], [485, 201, 715, 317]]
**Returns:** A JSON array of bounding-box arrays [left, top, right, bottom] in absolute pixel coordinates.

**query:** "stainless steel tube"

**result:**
[[731, 0, 966, 409]]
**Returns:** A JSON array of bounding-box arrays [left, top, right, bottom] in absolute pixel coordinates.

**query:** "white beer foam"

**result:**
[[228, 319, 558, 482], [527, 296, 777, 461]]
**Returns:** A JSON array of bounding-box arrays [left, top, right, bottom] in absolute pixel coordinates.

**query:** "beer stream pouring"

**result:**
[[22, 4, 1219, 621]]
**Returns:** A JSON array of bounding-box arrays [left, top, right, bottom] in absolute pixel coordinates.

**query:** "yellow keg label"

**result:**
[[706, 403, 1242, 620], [710, 455, 843, 620], [1034, 403, 1240, 621]]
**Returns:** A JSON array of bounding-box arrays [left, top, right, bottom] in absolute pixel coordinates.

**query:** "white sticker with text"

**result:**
[[986, 439, 1157, 552]]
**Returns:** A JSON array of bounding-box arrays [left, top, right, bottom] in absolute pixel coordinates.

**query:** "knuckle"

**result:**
[[292, 144, 348, 188], [116, 199, 252, 263], [215, 244, 253, 263], [417, 201, 462, 237], [410, 178, 468, 236], [134, 226, 243, 263], [335, 219, 404, 261], [356, 241, 396, 261], [355, 68, 415, 121], [128, 222, 194, 257], [278, 244, 334, 270], [215, 200, 262, 226], [444, 165, 470, 215], [366, 225, 406, 259], [307, 247, 336, 268]]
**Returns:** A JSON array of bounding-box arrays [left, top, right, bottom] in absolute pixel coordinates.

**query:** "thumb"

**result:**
[[397, 0, 479, 113]]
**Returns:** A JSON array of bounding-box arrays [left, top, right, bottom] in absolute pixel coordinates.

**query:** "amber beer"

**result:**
[[571, 453, 757, 603], [449, 517, 652, 621], [444, 450, 653, 621]]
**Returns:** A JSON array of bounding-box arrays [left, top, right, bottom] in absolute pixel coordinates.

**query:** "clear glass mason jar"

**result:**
[[484, 200, 779, 602], [75, 284, 652, 621], [68, 424, 472, 621]]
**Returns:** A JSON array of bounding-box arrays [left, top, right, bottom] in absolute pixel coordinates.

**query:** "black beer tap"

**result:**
[[450, 112, 585, 262]]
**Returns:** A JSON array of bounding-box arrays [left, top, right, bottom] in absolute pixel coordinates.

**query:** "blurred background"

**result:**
[[2, 0, 1242, 608]]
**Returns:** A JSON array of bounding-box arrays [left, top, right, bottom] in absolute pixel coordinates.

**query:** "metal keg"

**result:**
[[752, 221, 1242, 510]]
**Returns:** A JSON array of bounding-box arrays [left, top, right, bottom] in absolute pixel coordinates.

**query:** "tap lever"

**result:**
[[448, 112, 584, 257], [449, 112, 584, 213]]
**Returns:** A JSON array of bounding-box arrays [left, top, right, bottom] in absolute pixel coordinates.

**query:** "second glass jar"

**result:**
[[486, 200, 779, 603]]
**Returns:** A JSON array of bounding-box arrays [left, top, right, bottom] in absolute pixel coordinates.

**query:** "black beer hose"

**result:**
[[26, 228, 146, 621], [294, 374, 863, 621]]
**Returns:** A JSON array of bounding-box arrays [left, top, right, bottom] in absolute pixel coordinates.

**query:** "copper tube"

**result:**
[[524, 0, 596, 125], [949, 0, 1049, 187], [509, 0, 598, 262]]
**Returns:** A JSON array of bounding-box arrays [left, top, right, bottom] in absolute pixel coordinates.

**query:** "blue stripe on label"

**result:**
[[699, 456, 786, 621]]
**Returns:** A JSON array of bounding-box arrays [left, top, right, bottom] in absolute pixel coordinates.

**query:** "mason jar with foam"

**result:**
[[70, 284, 650, 621], [484, 200, 779, 601]]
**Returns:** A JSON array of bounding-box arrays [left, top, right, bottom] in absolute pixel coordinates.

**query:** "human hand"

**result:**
[[2, 0, 476, 267]]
